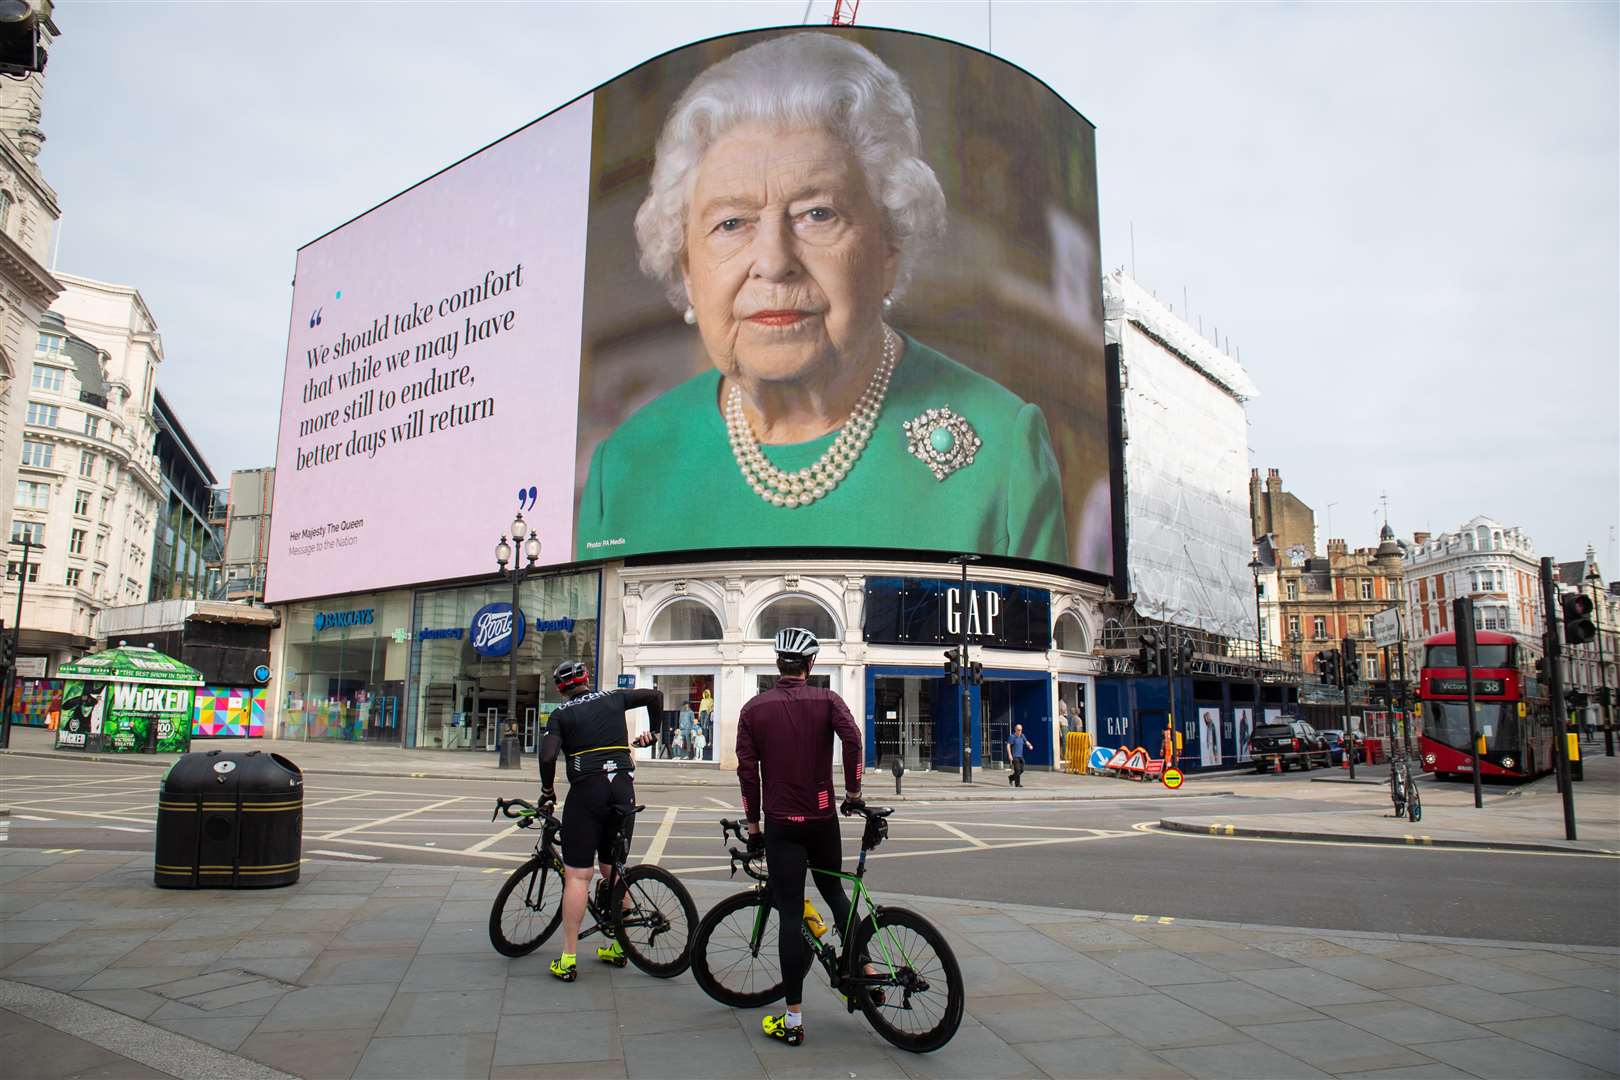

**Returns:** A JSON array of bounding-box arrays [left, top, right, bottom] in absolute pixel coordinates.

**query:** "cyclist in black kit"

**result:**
[[539, 660, 661, 982], [736, 627, 864, 1047]]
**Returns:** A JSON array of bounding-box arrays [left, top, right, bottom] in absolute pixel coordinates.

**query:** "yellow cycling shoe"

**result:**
[[548, 956, 577, 982], [596, 939, 628, 968], [762, 1013, 804, 1047]]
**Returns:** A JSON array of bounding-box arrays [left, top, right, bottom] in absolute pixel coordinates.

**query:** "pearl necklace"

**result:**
[[725, 327, 897, 509]]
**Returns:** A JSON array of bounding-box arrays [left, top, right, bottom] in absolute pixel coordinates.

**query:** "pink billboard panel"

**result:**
[[267, 99, 592, 603]]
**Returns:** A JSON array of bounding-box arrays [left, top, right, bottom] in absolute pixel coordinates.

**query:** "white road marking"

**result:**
[[1130, 822, 1620, 859], [96, 825, 151, 834], [642, 806, 681, 863], [303, 791, 383, 809], [705, 797, 732, 809], [935, 822, 989, 848], [3, 805, 155, 825], [316, 796, 467, 841], [12, 814, 54, 822], [307, 849, 382, 861]]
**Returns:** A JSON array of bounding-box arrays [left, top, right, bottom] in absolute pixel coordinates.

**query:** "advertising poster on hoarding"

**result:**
[[1234, 706, 1253, 762], [1199, 708, 1221, 767], [267, 27, 1107, 604]]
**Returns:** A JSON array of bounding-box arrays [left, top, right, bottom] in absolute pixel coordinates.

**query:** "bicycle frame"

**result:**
[[496, 797, 639, 944], [721, 813, 925, 1010]]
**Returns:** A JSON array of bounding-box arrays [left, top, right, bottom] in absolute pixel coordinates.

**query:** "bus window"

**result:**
[[1426, 644, 1513, 668]]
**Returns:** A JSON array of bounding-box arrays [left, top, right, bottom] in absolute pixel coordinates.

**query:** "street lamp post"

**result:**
[[1587, 567, 1614, 757], [949, 554, 981, 784], [1249, 556, 1265, 753], [495, 513, 541, 769], [0, 533, 35, 750]]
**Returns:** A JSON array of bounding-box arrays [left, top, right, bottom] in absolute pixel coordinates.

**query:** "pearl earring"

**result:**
[[683, 307, 696, 325], [882, 295, 893, 311]]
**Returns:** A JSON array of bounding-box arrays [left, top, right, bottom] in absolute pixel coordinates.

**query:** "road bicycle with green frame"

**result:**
[[487, 797, 697, 977], [690, 804, 964, 1053]]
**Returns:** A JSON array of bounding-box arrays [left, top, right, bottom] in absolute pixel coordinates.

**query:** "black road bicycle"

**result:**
[[488, 797, 697, 977], [1389, 758, 1423, 823], [689, 804, 964, 1053]]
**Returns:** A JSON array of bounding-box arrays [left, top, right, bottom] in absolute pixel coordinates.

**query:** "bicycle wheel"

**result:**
[[851, 906, 964, 1053], [691, 890, 803, 1007], [490, 853, 564, 957], [611, 864, 698, 978], [1406, 772, 1422, 823]]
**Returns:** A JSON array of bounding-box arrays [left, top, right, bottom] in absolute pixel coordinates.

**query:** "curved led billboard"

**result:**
[[268, 26, 1107, 604]]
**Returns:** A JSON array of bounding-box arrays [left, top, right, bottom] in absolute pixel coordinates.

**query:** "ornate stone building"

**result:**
[[0, 2, 63, 574]]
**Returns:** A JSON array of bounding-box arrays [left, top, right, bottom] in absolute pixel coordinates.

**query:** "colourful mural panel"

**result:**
[[192, 686, 268, 738], [9, 678, 63, 729]]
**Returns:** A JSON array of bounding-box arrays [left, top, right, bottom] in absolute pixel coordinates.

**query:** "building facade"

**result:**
[[0, 3, 62, 590], [3, 275, 165, 672], [1403, 517, 1545, 672], [148, 388, 221, 601], [217, 466, 272, 603]]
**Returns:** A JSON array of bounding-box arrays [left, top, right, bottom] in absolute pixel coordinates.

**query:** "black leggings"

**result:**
[[765, 817, 852, 1005]]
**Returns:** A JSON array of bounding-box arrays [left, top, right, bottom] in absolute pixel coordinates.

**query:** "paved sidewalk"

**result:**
[[1161, 753, 1620, 855], [2, 847, 1617, 1079], [0, 724, 1206, 802]]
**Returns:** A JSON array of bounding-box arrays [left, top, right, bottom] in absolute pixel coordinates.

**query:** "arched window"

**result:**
[[753, 596, 837, 642], [1101, 618, 1126, 650], [647, 599, 721, 642], [1053, 612, 1088, 652]]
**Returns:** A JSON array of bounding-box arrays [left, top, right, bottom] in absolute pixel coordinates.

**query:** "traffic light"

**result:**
[[1320, 649, 1342, 688], [1341, 638, 1359, 684], [0, 633, 13, 667], [1561, 593, 1597, 646], [1177, 636, 1195, 673], [1138, 629, 1161, 676], [942, 648, 961, 684], [1314, 651, 1328, 684], [0, 2, 46, 78], [969, 660, 984, 685], [1534, 656, 1549, 683], [1567, 689, 1589, 709]]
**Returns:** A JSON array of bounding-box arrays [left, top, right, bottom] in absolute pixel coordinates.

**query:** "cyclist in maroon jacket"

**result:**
[[736, 627, 864, 1047]]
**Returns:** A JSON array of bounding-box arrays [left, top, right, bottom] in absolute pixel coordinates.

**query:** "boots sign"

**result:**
[[862, 577, 1051, 650], [470, 603, 526, 658]]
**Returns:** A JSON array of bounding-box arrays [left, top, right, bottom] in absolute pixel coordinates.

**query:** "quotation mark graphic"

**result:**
[[517, 486, 538, 511], [308, 307, 323, 328]]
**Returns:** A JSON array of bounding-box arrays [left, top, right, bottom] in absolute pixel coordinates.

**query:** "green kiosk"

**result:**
[[54, 646, 203, 754]]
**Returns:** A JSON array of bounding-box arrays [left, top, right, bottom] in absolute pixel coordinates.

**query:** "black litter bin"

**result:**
[[155, 750, 303, 888]]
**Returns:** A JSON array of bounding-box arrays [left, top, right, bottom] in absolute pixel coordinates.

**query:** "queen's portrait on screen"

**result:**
[[574, 33, 1069, 564]]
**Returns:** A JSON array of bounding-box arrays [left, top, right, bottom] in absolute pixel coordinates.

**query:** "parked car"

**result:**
[[1322, 730, 1366, 765], [1249, 721, 1332, 772]]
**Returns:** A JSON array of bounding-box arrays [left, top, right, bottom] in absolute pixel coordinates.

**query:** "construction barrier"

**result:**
[[1062, 731, 1093, 773]]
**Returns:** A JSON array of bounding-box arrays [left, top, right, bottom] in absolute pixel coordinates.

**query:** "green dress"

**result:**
[[576, 334, 1068, 564]]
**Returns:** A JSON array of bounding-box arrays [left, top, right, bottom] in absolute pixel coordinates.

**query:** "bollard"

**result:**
[[498, 726, 522, 770], [891, 756, 905, 796]]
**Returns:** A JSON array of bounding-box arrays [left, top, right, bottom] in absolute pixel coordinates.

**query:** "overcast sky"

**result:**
[[41, 1, 1618, 570]]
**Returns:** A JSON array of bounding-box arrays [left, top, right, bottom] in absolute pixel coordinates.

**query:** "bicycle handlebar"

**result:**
[[492, 797, 549, 829]]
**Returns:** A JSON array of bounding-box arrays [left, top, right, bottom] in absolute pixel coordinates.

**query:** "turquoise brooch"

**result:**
[[903, 406, 981, 481]]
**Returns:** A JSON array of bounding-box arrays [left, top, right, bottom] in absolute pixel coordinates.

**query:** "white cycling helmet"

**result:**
[[774, 627, 820, 660]]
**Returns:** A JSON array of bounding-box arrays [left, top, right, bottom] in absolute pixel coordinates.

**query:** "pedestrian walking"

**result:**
[[1007, 723, 1032, 787]]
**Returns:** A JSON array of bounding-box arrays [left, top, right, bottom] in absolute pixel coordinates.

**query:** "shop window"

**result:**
[[407, 571, 600, 752], [751, 596, 836, 642], [649, 674, 716, 762], [1053, 612, 1087, 652], [648, 598, 722, 642]]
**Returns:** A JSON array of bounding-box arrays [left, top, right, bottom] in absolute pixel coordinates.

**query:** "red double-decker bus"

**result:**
[[1417, 630, 1553, 782]]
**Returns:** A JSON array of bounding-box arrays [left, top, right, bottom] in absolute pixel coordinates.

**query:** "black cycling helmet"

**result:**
[[552, 660, 590, 694], [774, 627, 820, 660]]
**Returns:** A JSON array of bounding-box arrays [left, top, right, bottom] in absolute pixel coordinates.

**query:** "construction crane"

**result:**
[[830, 0, 860, 25]]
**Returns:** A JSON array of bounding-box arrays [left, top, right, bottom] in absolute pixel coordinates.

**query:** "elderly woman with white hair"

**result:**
[[576, 32, 1068, 565]]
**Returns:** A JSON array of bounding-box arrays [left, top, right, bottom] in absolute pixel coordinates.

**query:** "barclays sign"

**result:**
[[470, 603, 526, 658], [314, 608, 374, 633]]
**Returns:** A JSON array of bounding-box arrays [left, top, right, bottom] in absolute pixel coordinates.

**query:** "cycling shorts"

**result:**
[[560, 772, 635, 870]]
